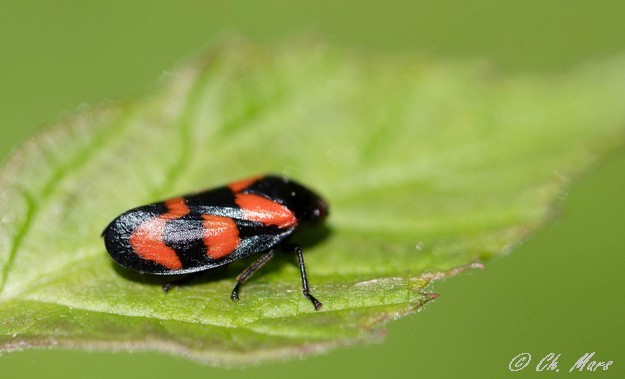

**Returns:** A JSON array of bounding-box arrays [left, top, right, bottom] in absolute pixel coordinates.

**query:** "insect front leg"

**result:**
[[290, 243, 323, 310], [231, 249, 275, 301]]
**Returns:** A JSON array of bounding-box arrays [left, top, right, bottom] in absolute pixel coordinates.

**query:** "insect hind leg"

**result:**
[[162, 274, 197, 292]]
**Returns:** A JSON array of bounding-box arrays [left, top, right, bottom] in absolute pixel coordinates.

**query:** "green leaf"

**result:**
[[1, 39, 624, 365]]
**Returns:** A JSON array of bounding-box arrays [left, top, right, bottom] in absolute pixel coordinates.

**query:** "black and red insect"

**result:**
[[102, 174, 328, 310]]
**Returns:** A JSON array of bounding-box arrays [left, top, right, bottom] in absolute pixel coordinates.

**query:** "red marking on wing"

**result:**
[[163, 197, 191, 218], [228, 175, 262, 193], [202, 215, 240, 259], [235, 193, 297, 229], [129, 197, 190, 270]]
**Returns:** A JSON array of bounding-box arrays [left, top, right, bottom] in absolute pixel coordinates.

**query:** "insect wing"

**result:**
[[104, 185, 298, 275]]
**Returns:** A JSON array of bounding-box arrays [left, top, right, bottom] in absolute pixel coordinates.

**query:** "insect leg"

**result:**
[[162, 275, 195, 292], [231, 249, 275, 301], [293, 244, 323, 310]]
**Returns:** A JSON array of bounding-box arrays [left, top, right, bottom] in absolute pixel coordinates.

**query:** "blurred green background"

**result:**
[[1, 1, 624, 378]]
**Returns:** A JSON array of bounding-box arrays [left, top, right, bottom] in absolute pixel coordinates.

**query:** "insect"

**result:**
[[102, 174, 328, 310]]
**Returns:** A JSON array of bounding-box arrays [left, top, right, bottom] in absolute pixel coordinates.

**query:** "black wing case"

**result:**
[[103, 186, 296, 275]]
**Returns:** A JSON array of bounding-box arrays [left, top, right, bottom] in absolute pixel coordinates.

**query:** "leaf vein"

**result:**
[[0, 108, 133, 294]]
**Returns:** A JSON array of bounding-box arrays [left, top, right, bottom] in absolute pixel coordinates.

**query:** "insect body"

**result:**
[[102, 174, 328, 310]]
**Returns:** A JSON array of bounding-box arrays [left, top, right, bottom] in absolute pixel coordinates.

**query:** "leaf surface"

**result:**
[[1, 40, 624, 364]]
